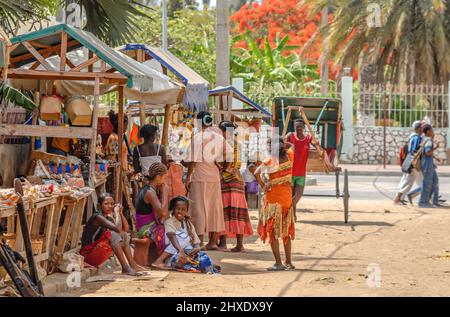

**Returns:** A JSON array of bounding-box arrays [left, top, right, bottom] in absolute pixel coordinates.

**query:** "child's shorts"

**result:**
[[292, 176, 306, 187]]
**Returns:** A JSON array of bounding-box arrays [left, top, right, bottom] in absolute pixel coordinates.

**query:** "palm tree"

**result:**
[[67, 0, 152, 46], [0, 0, 50, 36], [304, 0, 450, 125], [305, 0, 450, 85]]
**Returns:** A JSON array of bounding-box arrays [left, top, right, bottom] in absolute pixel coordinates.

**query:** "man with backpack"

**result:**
[[394, 121, 423, 205]]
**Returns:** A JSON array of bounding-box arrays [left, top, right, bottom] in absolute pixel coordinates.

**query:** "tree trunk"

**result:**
[[216, 0, 230, 86], [320, 6, 329, 96], [357, 56, 378, 126]]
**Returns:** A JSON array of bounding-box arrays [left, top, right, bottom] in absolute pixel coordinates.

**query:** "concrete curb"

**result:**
[[345, 171, 450, 177]]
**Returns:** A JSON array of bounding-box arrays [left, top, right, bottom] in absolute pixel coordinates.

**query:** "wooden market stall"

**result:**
[[120, 44, 209, 146], [0, 24, 184, 275], [209, 85, 272, 126]]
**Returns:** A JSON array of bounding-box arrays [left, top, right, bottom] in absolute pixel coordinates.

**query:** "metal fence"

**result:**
[[357, 84, 449, 128]]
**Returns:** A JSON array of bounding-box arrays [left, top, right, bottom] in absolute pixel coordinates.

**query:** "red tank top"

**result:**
[[289, 134, 310, 177]]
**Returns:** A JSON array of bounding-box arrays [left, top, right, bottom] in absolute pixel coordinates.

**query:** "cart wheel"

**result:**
[[343, 169, 350, 223]]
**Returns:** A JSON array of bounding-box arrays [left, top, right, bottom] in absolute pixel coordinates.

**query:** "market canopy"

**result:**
[[120, 44, 209, 112], [8, 23, 183, 105], [209, 85, 271, 118]]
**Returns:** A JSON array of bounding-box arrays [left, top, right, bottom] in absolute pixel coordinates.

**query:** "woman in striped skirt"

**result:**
[[218, 121, 253, 252]]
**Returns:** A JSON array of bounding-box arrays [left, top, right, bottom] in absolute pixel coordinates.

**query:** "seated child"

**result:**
[[80, 193, 143, 276], [152, 196, 221, 273]]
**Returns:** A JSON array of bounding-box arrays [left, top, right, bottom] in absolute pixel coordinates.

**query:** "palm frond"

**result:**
[[0, 81, 36, 111]]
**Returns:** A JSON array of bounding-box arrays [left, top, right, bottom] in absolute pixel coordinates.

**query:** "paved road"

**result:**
[[305, 175, 450, 202]]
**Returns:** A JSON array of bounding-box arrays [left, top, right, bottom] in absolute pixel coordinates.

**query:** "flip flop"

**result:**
[[267, 264, 286, 271], [230, 247, 246, 253], [284, 263, 296, 270]]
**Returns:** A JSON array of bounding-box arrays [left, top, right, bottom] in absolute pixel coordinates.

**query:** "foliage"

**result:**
[[231, 31, 335, 107], [305, 0, 450, 85], [0, 81, 36, 111], [0, 0, 152, 46], [135, 7, 216, 84], [232, 32, 310, 84], [0, 0, 51, 36], [230, 0, 331, 72], [76, 0, 152, 46]]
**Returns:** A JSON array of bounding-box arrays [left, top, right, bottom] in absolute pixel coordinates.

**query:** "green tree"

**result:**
[[0, 0, 152, 46], [135, 7, 216, 84], [0, 0, 51, 35], [306, 0, 450, 86], [231, 32, 331, 106]]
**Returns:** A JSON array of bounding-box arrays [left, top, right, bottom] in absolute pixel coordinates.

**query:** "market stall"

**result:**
[[209, 85, 272, 126], [0, 24, 184, 274], [120, 44, 209, 146]]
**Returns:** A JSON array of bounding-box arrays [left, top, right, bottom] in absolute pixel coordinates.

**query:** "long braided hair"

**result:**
[[169, 196, 196, 243], [145, 163, 168, 180]]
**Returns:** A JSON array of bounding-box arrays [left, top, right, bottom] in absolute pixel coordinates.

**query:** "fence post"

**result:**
[[341, 70, 354, 162]]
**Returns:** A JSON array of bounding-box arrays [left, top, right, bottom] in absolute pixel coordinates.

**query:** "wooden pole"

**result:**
[[117, 85, 124, 204], [161, 66, 171, 147], [31, 92, 40, 151], [89, 77, 100, 184], [60, 31, 67, 72], [227, 91, 233, 121], [139, 104, 146, 126], [87, 78, 100, 218], [162, 104, 172, 147]]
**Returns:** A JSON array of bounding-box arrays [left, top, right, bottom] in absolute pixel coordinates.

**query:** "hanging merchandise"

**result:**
[[66, 97, 93, 126], [39, 95, 63, 121], [128, 123, 140, 148]]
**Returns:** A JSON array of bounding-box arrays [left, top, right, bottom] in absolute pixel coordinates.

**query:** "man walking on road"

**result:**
[[394, 121, 423, 205]]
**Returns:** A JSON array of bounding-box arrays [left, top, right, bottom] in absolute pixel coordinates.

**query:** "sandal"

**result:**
[[284, 263, 296, 270], [267, 264, 286, 271]]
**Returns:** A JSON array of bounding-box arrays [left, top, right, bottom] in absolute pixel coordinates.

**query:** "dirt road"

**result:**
[[61, 195, 450, 297]]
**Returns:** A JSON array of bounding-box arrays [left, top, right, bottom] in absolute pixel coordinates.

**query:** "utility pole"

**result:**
[[162, 0, 168, 50], [216, 0, 230, 86]]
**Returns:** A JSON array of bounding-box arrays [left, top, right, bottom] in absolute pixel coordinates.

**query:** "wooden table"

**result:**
[[53, 191, 92, 258], [1, 196, 58, 271]]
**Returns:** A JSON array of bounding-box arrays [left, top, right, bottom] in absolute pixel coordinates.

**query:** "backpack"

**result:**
[[399, 143, 409, 166]]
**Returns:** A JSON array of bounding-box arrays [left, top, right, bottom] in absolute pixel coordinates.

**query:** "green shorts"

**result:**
[[292, 176, 306, 187]]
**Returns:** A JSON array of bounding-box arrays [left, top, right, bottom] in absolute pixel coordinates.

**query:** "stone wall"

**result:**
[[345, 127, 448, 165]]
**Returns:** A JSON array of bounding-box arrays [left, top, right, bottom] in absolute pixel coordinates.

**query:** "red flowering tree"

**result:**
[[230, 0, 337, 79]]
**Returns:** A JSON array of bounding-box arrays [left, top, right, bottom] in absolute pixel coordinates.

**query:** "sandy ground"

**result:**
[[59, 191, 450, 297]]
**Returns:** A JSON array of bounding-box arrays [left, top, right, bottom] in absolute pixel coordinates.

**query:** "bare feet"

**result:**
[[217, 243, 227, 250], [151, 263, 169, 271], [230, 246, 245, 253], [205, 244, 221, 251], [131, 264, 147, 272], [122, 267, 142, 276]]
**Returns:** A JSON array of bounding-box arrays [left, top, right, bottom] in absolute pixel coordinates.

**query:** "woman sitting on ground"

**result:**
[[135, 163, 170, 256], [80, 193, 142, 276], [152, 196, 221, 273]]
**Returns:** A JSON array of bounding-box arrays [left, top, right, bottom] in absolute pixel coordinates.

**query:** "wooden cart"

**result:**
[[273, 97, 350, 223]]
